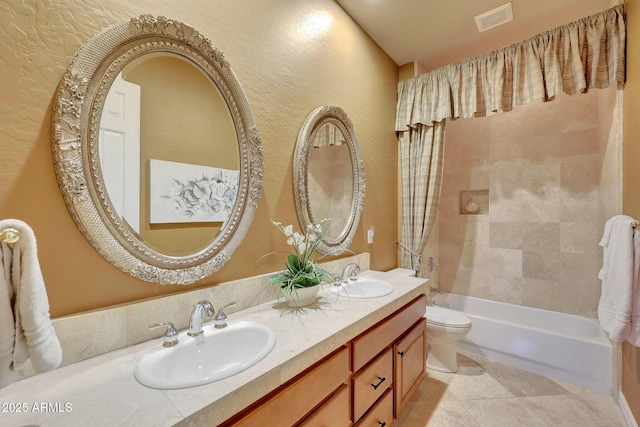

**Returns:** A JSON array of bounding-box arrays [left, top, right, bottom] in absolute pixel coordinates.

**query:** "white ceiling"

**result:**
[[335, 0, 616, 72]]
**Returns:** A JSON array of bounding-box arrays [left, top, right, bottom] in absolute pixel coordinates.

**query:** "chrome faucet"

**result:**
[[187, 300, 215, 337], [340, 263, 361, 283]]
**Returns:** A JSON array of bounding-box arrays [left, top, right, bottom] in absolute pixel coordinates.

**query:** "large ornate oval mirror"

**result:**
[[52, 16, 263, 284], [293, 106, 365, 255]]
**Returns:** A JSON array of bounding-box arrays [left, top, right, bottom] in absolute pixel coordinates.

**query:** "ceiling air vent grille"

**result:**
[[475, 2, 513, 32]]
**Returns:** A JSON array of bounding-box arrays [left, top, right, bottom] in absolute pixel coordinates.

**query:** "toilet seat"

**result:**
[[425, 306, 471, 328]]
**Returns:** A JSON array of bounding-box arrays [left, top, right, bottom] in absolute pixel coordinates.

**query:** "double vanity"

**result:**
[[17, 11, 433, 427], [0, 270, 427, 426]]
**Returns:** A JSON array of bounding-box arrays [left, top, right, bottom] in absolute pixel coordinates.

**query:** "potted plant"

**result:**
[[268, 219, 333, 307]]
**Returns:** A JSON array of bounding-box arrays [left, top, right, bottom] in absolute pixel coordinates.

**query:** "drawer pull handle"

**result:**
[[371, 376, 386, 390], [378, 422, 386, 427], [398, 350, 405, 357]]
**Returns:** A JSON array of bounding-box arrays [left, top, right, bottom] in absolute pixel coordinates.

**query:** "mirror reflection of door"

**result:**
[[308, 123, 354, 241], [99, 73, 141, 233]]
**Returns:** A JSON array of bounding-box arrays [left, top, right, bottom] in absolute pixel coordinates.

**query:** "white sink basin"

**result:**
[[330, 278, 394, 298], [134, 321, 276, 389]]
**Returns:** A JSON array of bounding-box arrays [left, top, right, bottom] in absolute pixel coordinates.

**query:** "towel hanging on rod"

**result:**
[[597, 215, 640, 345], [0, 219, 62, 389]]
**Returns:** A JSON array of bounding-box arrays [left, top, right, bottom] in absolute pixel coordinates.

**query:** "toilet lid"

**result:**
[[425, 306, 471, 328]]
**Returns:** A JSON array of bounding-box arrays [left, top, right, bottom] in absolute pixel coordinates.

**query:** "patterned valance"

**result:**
[[395, 4, 626, 130]]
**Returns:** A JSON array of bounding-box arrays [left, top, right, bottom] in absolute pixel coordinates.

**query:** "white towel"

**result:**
[[0, 241, 16, 388], [627, 227, 640, 346], [597, 215, 636, 342], [598, 216, 619, 281], [0, 219, 62, 389]]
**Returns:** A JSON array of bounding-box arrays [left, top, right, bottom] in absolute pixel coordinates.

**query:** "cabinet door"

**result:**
[[393, 320, 426, 417]]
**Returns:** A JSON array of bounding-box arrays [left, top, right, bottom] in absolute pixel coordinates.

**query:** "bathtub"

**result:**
[[433, 293, 612, 393]]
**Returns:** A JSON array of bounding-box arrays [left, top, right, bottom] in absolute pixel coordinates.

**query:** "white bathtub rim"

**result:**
[[434, 293, 609, 342]]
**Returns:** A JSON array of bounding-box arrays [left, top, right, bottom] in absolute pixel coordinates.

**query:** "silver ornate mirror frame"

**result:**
[[293, 105, 365, 255], [51, 15, 264, 284]]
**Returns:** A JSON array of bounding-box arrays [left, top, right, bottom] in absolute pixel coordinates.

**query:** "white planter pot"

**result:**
[[284, 284, 320, 307]]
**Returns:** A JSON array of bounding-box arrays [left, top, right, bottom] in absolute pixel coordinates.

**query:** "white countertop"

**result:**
[[0, 271, 427, 427]]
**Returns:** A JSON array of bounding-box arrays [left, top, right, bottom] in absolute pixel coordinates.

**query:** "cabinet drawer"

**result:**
[[394, 320, 427, 417], [354, 388, 393, 427], [352, 347, 393, 422], [352, 295, 427, 372], [232, 346, 350, 427], [300, 384, 351, 427]]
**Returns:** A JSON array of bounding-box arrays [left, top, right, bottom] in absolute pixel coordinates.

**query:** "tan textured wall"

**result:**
[[622, 0, 640, 422], [0, 0, 399, 317], [438, 90, 613, 318]]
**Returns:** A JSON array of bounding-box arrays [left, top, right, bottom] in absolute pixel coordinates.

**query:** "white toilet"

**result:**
[[425, 305, 472, 372], [386, 267, 472, 373]]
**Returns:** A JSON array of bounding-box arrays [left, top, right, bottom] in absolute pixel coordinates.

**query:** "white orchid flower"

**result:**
[[287, 232, 304, 247]]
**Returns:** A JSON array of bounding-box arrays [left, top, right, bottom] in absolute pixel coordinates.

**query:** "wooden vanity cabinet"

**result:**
[[351, 295, 427, 425], [221, 295, 427, 427], [225, 346, 351, 427]]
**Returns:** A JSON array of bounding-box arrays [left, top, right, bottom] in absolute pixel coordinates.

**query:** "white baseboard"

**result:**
[[620, 392, 639, 427]]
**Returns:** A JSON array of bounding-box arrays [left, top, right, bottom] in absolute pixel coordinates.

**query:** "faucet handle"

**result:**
[[214, 301, 237, 329], [330, 273, 342, 286], [149, 322, 179, 347]]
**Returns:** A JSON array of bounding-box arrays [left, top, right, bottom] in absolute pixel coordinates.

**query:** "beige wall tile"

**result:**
[[522, 223, 560, 252], [439, 89, 613, 317], [489, 222, 523, 249]]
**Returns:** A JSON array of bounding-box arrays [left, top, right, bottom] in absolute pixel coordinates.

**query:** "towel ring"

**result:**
[[0, 227, 21, 244]]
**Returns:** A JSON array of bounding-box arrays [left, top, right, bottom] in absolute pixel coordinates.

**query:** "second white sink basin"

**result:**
[[330, 278, 394, 298], [134, 321, 276, 389]]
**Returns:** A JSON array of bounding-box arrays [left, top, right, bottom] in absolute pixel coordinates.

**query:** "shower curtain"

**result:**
[[398, 122, 444, 275], [395, 4, 626, 274]]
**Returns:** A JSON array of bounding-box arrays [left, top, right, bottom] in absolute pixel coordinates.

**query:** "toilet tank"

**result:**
[[386, 268, 416, 277]]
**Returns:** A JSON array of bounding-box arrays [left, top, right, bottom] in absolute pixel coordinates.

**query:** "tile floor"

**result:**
[[395, 351, 627, 427]]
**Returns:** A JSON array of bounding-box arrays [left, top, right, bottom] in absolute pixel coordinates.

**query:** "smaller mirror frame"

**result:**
[[51, 15, 264, 284], [293, 105, 365, 255]]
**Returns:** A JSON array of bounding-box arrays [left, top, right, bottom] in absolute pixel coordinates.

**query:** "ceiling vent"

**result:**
[[474, 2, 513, 32]]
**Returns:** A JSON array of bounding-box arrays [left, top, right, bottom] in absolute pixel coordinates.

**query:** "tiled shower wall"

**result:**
[[437, 87, 621, 318]]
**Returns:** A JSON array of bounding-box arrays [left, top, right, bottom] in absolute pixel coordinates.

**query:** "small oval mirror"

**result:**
[[293, 106, 365, 255]]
